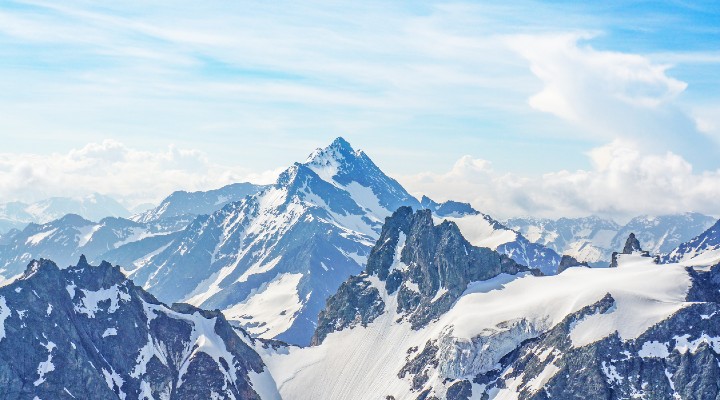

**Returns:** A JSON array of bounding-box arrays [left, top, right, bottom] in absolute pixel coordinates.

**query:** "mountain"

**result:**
[[661, 219, 720, 265], [125, 137, 561, 346], [262, 208, 720, 399], [0, 256, 280, 399], [505, 216, 619, 265], [506, 213, 715, 264], [311, 207, 533, 345], [131, 182, 267, 225], [0, 214, 181, 284], [612, 213, 716, 255], [447, 213, 562, 275], [0, 184, 271, 283], [0, 194, 131, 233], [125, 137, 423, 346]]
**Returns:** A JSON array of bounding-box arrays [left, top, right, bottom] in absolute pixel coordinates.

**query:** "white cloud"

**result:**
[[399, 141, 720, 222], [502, 32, 720, 169], [506, 33, 688, 137], [0, 140, 280, 207]]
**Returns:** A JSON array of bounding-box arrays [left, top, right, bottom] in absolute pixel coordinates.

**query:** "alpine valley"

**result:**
[[1, 138, 720, 399]]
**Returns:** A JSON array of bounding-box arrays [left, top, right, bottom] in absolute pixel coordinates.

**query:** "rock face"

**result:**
[[466, 264, 720, 399], [557, 255, 588, 274], [610, 232, 651, 268], [312, 207, 531, 345], [0, 256, 278, 399], [622, 232, 642, 254]]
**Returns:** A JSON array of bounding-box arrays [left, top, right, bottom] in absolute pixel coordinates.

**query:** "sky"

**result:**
[[0, 0, 719, 221]]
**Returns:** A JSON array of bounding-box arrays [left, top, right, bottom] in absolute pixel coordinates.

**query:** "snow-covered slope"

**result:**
[[127, 138, 424, 346], [0, 214, 181, 284], [132, 182, 267, 225], [506, 213, 715, 264], [264, 208, 720, 400], [447, 213, 561, 275], [661, 218, 720, 265], [127, 138, 561, 345], [0, 256, 279, 399], [0, 194, 130, 233]]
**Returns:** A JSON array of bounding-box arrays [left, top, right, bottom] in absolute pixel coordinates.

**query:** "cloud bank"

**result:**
[[0, 140, 280, 207], [400, 141, 720, 222]]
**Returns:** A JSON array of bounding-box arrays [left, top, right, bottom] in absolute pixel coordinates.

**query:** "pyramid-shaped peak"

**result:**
[[329, 136, 354, 151], [305, 137, 361, 164], [622, 232, 642, 254]]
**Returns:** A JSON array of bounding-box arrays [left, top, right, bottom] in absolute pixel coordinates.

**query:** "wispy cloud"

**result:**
[[0, 0, 718, 217]]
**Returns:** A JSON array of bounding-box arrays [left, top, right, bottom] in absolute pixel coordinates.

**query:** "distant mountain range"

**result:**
[[0, 181, 267, 286], [506, 213, 716, 265], [131, 182, 267, 225], [0, 194, 131, 233]]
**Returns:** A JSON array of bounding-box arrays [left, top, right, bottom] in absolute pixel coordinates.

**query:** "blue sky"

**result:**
[[1, 0, 719, 220]]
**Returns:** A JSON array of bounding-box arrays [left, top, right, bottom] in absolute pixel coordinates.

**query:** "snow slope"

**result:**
[[265, 220, 711, 399], [0, 214, 181, 282], [129, 138, 562, 345]]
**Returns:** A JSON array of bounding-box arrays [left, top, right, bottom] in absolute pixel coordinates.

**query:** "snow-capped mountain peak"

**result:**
[[304, 137, 418, 213]]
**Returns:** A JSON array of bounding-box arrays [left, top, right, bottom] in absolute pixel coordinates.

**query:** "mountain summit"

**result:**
[[104, 138, 562, 345], [124, 137, 426, 345], [0, 138, 562, 346]]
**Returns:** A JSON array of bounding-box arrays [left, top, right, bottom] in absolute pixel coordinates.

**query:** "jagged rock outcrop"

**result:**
[[0, 256, 278, 399], [557, 254, 588, 273], [312, 207, 531, 345], [467, 264, 720, 399], [622, 232, 642, 254], [610, 232, 650, 268]]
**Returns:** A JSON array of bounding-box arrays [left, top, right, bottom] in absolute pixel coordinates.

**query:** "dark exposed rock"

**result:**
[[557, 255, 588, 274], [0, 257, 271, 399], [622, 232, 643, 254], [399, 340, 440, 390], [610, 232, 651, 268], [311, 275, 385, 345], [313, 206, 532, 343], [446, 380, 472, 400], [467, 263, 720, 399], [419, 195, 478, 218]]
